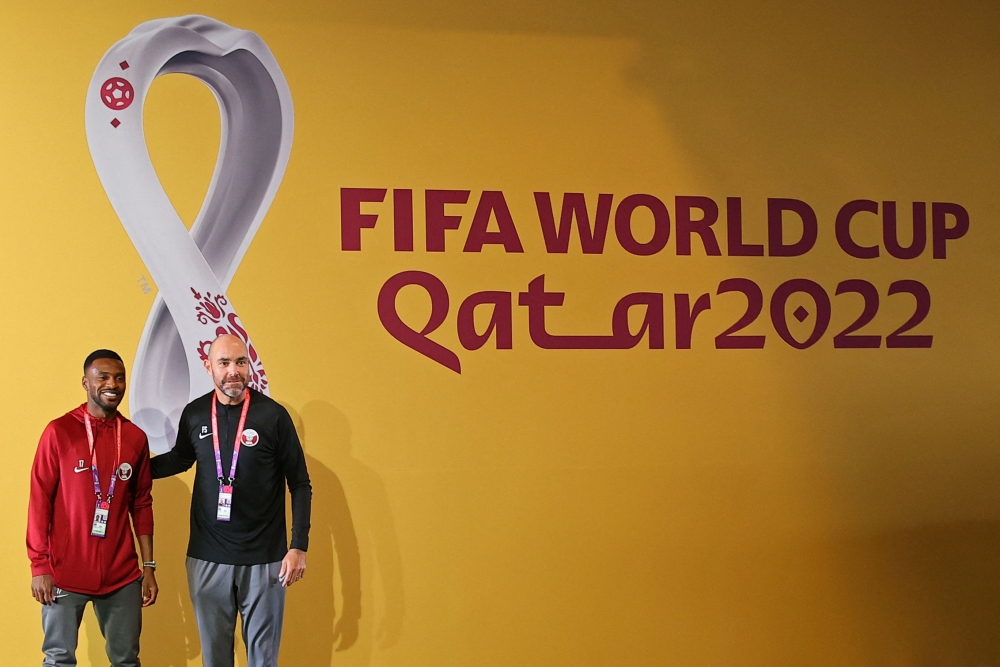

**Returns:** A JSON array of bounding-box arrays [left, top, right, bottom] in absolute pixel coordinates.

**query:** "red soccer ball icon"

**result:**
[[101, 77, 134, 110]]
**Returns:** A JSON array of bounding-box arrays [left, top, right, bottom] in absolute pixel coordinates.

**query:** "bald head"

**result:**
[[204, 334, 251, 402], [208, 333, 248, 361]]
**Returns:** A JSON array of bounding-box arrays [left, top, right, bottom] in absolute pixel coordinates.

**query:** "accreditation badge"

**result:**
[[217, 485, 233, 521], [91, 500, 110, 537]]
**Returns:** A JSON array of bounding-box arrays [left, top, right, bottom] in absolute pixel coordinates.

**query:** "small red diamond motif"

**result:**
[[110, 118, 121, 128], [119, 60, 129, 70], [793, 306, 809, 322]]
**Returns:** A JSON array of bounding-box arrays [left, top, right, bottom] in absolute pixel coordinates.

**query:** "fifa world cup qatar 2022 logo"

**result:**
[[86, 15, 294, 454]]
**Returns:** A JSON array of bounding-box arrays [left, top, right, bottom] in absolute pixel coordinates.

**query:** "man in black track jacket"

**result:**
[[151, 334, 311, 667]]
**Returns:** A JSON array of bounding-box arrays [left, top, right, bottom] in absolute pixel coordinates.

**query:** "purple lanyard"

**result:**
[[83, 412, 121, 503], [211, 391, 250, 485]]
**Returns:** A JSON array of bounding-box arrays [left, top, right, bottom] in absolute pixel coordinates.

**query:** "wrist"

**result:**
[[142, 561, 156, 571]]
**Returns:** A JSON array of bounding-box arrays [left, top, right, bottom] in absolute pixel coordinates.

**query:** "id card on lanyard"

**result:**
[[83, 412, 121, 538], [212, 392, 250, 522]]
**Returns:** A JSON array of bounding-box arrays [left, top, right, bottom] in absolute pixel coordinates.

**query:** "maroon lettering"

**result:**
[[715, 278, 765, 349], [886, 280, 933, 348], [517, 276, 566, 348], [517, 276, 656, 349], [377, 271, 461, 373], [676, 196, 721, 256], [882, 202, 926, 260], [611, 294, 665, 349], [674, 293, 711, 349], [425, 190, 470, 252], [457, 291, 513, 350], [832, 279, 881, 348], [393, 189, 414, 252], [931, 202, 970, 259], [770, 279, 831, 349], [463, 191, 524, 253], [614, 194, 670, 256], [768, 198, 818, 257], [835, 199, 879, 259], [534, 192, 613, 254], [340, 188, 386, 251], [726, 197, 764, 257]]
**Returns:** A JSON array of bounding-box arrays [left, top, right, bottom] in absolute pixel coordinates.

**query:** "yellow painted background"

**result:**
[[2, 0, 999, 664]]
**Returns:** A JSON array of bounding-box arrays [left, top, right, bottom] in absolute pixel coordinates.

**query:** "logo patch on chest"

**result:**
[[117, 463, 133, 481], [241, 429, 259, 447]]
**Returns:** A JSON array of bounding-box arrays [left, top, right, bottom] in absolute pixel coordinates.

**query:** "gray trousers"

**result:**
[[40, 579, 142, 667], [186, 557, 286, 667]]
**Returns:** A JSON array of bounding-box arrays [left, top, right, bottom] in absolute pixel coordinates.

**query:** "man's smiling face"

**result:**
[[83, 358, 126, 413]]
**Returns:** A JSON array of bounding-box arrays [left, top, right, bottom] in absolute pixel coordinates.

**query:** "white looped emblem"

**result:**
[[85, 15, 293, 454]]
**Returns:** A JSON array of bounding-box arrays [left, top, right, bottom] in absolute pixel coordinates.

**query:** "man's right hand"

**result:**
[[31, 574, 55, 605]]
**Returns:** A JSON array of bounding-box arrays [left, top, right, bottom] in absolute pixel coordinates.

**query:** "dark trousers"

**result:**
[[40, 579, 142, 667]]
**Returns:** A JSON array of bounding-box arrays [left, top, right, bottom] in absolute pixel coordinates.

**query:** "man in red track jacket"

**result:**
[[27, 350, 158, 667]]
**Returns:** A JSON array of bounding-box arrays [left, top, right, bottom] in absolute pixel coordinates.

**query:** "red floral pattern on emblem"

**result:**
[[192, 288, 269, 392], [193, 289, 228, 324]]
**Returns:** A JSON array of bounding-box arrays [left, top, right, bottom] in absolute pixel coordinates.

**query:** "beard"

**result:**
[[218, 374, 248, 398], [90, 388, 121, 412]]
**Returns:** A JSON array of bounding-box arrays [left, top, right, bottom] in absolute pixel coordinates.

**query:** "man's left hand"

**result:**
[[279, 548, 306, 587], [142, 568, 158, 607]]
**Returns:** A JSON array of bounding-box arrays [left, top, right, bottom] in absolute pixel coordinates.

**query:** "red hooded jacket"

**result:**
[[27, 405, 154, 595]]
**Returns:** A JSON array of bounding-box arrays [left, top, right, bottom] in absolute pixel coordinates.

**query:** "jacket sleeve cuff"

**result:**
[[290, 537, 309, 552], [31, 561, 52, 577]]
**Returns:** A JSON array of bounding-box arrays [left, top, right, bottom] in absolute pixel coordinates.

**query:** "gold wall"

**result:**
[[2, 0, 999, 664]]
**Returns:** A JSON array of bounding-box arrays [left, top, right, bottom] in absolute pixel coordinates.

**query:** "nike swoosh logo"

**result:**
[[199, 431, 213, 439], [73, 466, 88, 473]]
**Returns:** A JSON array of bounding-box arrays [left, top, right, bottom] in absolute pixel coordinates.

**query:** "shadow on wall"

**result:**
[[317, 0, 1000, 196], [280, 401, 404, 667], [70, 422, 1000, 667], [84, 476, 199, 667], [81, 404, 402, 667], [631, 518, 1000, 666], [834, 520, 1000, 666]]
